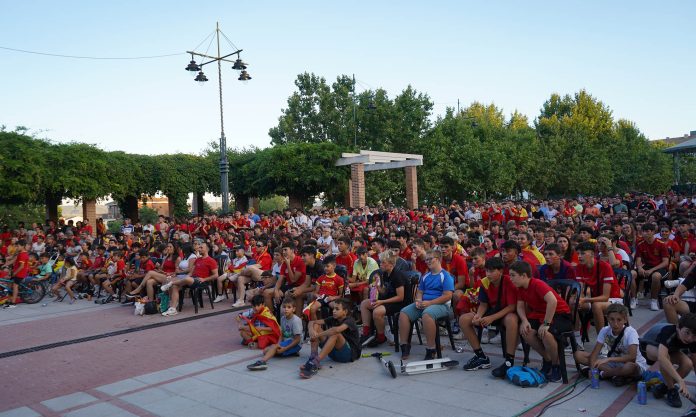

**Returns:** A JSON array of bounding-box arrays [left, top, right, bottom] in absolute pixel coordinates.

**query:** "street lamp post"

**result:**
[[184, 22, 251, 214]]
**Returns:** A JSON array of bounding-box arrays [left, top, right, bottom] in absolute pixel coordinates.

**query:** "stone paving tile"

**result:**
[[0, 407, 41, 417], [168, 361, 213, 375], [96, 378, 149, 396], [120, 387, 176, 407], [63, 402, 137, 417], [40, 392, 97, 412], [133, 369, 182, 385]]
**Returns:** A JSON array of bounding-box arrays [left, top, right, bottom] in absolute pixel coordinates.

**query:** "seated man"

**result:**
[[265, 242, 307, 314], [461, 257, 519, 378], [398, 249, 454, 361], [664, 270, 696, 324], [351, 246, 379, 300], [646, 313, 696, 410], [635, 223, 669, 311], [160, 241, 218, 316], [359, 251, 407, 347], [511, 260, 572, 383]]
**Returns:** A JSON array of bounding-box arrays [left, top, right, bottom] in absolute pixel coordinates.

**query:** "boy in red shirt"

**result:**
[[511, 260, 572, 383], [575, 242, 621, 339], [306, 255, 344, 320], [335, 237, 357, 278], [6, 240, 29, 308], [100, 251, 126, 304], [636, 223, 670, 311]]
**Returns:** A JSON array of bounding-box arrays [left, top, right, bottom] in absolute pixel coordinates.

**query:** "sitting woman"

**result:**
[[127, 242, 182, 300], [52, 257, 78, 304]]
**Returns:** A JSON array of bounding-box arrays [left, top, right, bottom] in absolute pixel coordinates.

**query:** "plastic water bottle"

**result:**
[[369, 286, 378, 304], [637, 381, 647, 405], [590, 368, 600, 389]]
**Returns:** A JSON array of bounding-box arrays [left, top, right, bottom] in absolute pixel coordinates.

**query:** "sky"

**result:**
[[1, 1, 695, 155]]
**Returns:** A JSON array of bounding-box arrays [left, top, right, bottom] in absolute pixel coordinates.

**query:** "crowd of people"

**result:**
[[2, 193, 696, 411]]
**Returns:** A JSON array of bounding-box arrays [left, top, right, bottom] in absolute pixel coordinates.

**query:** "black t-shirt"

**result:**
[[306, 260, 325, 285], [381, 268, 406, 306], [657, 324, 696, 354], [393, 257, 410, 274], [324, 316, 361, 361]]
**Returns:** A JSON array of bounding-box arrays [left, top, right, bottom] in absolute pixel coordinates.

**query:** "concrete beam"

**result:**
[[336, 155, 370, 166], [363, 159, 423, 172]]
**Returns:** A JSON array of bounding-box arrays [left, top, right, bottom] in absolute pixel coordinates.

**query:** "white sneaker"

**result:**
[[162, 307, 178, 316], [630, 298, 637, 309], [480, 331, 490, 344], [161, 281, 173, 292], [213, 295, 226, 303], [232, 299, 246, 307], [489, 333, 502, 345], [664, 279, 681, 289], [637, 292, 644, 300], [650, 299, 659, 311]]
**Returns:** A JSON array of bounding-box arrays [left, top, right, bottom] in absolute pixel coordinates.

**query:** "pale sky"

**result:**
[[1, 1, 694, 155]]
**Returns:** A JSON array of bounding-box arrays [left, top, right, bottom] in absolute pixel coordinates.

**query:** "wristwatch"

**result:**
[[542, 321, 551, 327]]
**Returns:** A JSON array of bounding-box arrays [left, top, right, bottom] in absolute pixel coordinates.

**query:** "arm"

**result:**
[[537, 291, 557, 339], [588, 341, 604, 368], [583, 282, 611, 303], [517, 300, 531, 336], [657, 344, 684, 387], [481, 303, 516, 326], [598, 344, 638, 366], [316, 323, 348, 339]]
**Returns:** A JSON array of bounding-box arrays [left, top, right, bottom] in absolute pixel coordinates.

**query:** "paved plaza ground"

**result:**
[[0, 297, 691, 417]]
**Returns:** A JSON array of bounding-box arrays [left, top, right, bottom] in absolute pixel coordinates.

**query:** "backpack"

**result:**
[[506, 366, 547, 388], [143, 301, 159, 315]]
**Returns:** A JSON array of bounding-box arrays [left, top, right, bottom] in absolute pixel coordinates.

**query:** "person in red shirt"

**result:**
[[460, 256, 520, 377], [122, 250, 156, 302], [335, 237, 357, 278], [410, 238, 429, 276], [636, 223, 670, 311], [396, 231, 412, 261], [7, 240, 29, 307], [575, 242, 621, 339], [658, 226, 682, 274], [675, 219, 696, 277], [266, 242, 306, 313], [440, 236, 470, 310], [100, 251, 127, 303], [307, 256, 344, 320], [127, 243, 180, 300], [161, 241, 219, 316], [511, 261, 572, 383]]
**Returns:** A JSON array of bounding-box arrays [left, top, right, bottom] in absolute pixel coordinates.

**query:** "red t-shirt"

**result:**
[[661, 239, 681, 257], [115, 259, 126, 277], [517, 278, 570, 320], [485, 249, 500, 259], [336, 252, 358, 277], [478, 275, 518, 309], [280, 255, 307, 287], [316, 273, 344, 297], [471, 266, 487, 283], [575, 260, 620, 299], [399, 247, 413, 262], [441, 253, 470, 286], [13, 251, 30, 278], [636, 239, 669, 268], [415, 256, 428, 275], [675, 234, 696, 255], [255, 251, 272, 271], [192, 256, 218, 279], [162, 258, 176, 274], [141, 259, 156, 273]]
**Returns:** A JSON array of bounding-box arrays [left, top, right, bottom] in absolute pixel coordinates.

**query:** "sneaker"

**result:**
[[666, 387, 683, 408], [160, 281, 173, 292], [69, 298, 76, 305], [400, 344, 411, 360], [161, 307, 178, 317], [452, 321, 461, 335], [630, 298, 637, 310], [3, 304, 16, 309], [247, 360, 267, 371], [650, 299, 659, 311], [489, 333, 502, 345], [423, 348, 437, 361], [213, 295, 226, 303], [300, 360, 319, 379], [579, 366, 590, 379], [232, 299, 246, 307], [462, 355, 491, 371], [491, 360, 512, 378], [664, 279, 681, 289], [367, 336, 385, 348], [682, 408, 696, 417], [360, 334, 375, 347], [101, 295, 114, 304], [653, 383, 668, 399], [480, 330, 490, 344], [540, 360, 552, 376], [547, 365, 562, 383]]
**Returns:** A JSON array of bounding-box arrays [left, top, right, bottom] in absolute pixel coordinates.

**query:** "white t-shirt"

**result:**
[[178, 254, 197, 276], [596, 325, 648, 371]]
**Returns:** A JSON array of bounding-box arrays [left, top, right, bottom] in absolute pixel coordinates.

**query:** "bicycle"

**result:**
[[0, 276, 47, 304]]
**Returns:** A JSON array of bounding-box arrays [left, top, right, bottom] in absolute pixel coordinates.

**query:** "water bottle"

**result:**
[[369, 286, 378, 304], [590, 368, 600, 389], [637, 381, 647, 405]]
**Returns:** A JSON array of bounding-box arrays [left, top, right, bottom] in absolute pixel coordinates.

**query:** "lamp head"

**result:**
[[194, 71, 209, 83], [238, 70, 252, 82]]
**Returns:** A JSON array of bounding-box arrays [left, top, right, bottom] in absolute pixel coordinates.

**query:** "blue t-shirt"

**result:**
[[418, 270, 455, 301]]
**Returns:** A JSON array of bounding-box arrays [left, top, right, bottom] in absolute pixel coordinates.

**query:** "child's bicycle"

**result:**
[[0, 277, 47, 304]]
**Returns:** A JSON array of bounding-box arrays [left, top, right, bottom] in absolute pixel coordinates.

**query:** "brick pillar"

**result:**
[[167, 195, 176, 218], [404, 166, 418, 209], [351, 163, 365, 209], [346, 180, 353, 208], [249, 197, 260, 213], [82, 199, 97, 236]]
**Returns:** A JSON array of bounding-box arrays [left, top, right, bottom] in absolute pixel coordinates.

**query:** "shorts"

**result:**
[[384, 303, 405, 316], [401, 302, 451, 322], [686, 300, 696, 313], [11, 277, 24, 285], [483, 308, 504, 327], [327, 342, 352, 363], [597, 355, 648, 374], [529, 313, 573, 335], [639, 267, 668, 279], [277, 338, 301, 357], [191, 278, 205, 288], [131, 278, 144, 286]]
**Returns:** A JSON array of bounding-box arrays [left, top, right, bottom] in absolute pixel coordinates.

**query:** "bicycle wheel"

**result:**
[[20, 281, 46, 304]]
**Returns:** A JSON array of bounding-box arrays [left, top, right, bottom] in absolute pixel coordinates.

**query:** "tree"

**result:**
[[0, 131, 50, 204]]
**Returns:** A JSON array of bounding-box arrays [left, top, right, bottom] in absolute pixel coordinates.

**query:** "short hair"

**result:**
[[576, 241, 596, 253], [396, 230, 410, 240], [281, 241, 295, 250], [411, 238, 425, 248], [387, 240, 401, 250], [606, 303, 628, 319], [333, 298, 353, 312], [323, 255, 337, 265], [469, 247, 485, 258], [544, 243, 562, 255], [139, 249, 149, 257], [484, 257, 505, 271], [337, 236, 351, 245], [299, 245, 316, 256], [641, 222, 656, 232], [439, 236, 455, 246], [579, 226, 594, 235], [679, 313, 696, 333], [510, 260, 532, 277], [356, 246, 368, 256], [17, 239, 26, 246], [282, 296, 296, 307], [501, 240, 521, 253], [379, 250, 398, 265], [426, 248, 442, 260], [251, 294, 265, 306], [372, 237, 386, 248]]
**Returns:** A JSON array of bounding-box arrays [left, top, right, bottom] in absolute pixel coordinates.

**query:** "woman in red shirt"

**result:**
[[126, 243, 181, 300]]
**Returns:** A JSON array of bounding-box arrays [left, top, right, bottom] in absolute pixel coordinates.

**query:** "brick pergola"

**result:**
[[335, 150, 423, 209]]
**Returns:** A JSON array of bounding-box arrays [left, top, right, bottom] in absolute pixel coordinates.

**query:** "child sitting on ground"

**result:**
[[214, 246, 248, 306], [510, 260, 572, 383], [51, 257, 78, 304], [646, 312, 696, 410], [237, 294, 281, 349], [573, 303, 647, 386], [247, 297, 303, 370], [305, 255, 344, 321], [300, 298, 361, 379]]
